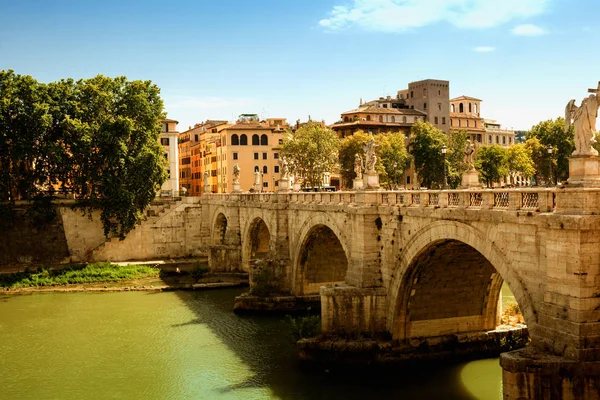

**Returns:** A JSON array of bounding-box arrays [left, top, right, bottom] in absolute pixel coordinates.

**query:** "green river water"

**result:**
[[0, 288, 505, 400]]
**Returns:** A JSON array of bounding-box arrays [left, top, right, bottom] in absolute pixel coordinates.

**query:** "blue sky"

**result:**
[[1, 0, 598, 132]]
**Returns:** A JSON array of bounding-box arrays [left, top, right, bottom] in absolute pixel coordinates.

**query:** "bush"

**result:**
[[190, 265, 210, 282], [287, 312, 321, 341], [250, 261, 280, 297]]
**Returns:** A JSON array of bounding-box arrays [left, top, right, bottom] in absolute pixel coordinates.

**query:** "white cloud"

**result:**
[[473, 46, 495, 52], [319, 0, 551, 32], [511, 24, 547, 36]]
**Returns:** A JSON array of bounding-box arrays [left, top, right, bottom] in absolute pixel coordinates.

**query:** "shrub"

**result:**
[[190, 265, 210, 282], [287, 312, 321, 341]]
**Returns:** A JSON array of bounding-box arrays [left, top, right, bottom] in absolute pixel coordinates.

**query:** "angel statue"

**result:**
[[363, 137, 378, 174], [565, 81, 600, 156], [279, 155, 290, 179], [464, 139, 477, 170], [233, 163, 241, 184], [354, 153, 364, 180]]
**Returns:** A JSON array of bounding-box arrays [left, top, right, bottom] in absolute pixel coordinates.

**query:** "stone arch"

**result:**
[[292, 214, 350, 296], [212, 212, 228, 245], [387, 220, 535, 342], [243, 217, 271, 269], [240, 211, 276, 270]]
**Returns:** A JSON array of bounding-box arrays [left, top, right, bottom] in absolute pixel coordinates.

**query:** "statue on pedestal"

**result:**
[[464, 139, 476, 170], [233, 163, 241, 184], [354, 153, 364, 180], [363, 137, 378, 174], [279, 156, 290, 180], [565, 81, 600, 156]]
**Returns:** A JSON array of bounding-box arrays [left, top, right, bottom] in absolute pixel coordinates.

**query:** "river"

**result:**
[[0, 288, 504, 399]]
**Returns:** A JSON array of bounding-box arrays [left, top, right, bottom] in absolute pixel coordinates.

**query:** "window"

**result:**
[[410, 91, 414, 98], [274, 165, 279, 173], [262, 153, 267, 160], [437, 103, 442, 111], [489, 135, 492, 144], [231, 134, 239, 145], [379, 115, 383, 122], [434, 116, 438, 124], [252, 134, 260, 145], [459, 103, 464, 113], [468, 103, 472, 113], [509, 137, 512, 144], [254, 153, 259, 160], [233, 152, 238, 160], [344, 116, 349, 122], [423, 102, 427, 110], [275, 181, 279, 187], [423, 88, 426, 96], [160, 138, 169, 146], [261, 135, 268, 145], [263, 182, 269, 188], [254, 166, 259, 172], [406, 176, 411, 184], [194, 134, 199, 141], [274, 152, 279, 159], [451, 104, 455, 113], [366, 115, 371, 121], [442, 117, 446, 125], [240, 134, 248, 145], [458, 120, 461, 127], [278, 139, 283, 144], [474, 104, 478, 114], [438, 90, 441, 95], [466, 120, 470, 127], [263, 166, 268, 174], [503, 136, 506, 144], [391, 116, 395, 123], [496, 136, 500, 144], [403, 116, 407, 123]]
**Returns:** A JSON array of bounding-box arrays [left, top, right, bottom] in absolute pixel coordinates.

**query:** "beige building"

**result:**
[[159, 119, 180, 195], [449, 96, 485, 143], [330, 104, 426, 138], [484, 119, 515, 147], [404, 79, 450, 133]]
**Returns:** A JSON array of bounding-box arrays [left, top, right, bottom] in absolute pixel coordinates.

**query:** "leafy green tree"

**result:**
[[475, 145, 508, 187], [280, 122, 339, 189], [524, 137, 550, 185], [446, 130, 469, 189], [593, 132, 600, 154], [506, 144, 535, 185], [409, 121, 447, 189], [339, 130, 410, 189], [0, 70, 167, 238], [526, 118, 574, 183]]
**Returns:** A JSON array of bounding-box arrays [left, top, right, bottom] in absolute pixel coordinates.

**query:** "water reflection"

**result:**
[[0, 288, 505, 400]]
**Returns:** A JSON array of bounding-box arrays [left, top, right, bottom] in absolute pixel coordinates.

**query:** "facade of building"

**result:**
[[484, 120, 515, 147], [330, 105, 426, 138], [159, 119, 180, 195], [405, 79, 450, 133], [449, 96, 485, 143]]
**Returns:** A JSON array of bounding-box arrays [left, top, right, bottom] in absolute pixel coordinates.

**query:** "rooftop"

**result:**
[[450, 95, 483, 102]]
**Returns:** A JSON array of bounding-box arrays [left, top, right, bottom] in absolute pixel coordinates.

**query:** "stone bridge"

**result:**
[[199, 188, 600, 400]]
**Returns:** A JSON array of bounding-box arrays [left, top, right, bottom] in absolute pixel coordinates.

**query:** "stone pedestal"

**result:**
[[461, 169, 482, 188], [232, 182, 241, 193], [364, 172, 380, 190], [278, 178, 291, 192], [292, 182, 301, 192], [353, 178, 364, 190], [567, 156, 600, 187], [203, 183, 211, 194], [501, 347, 600, 400], [252, 183, 261, 192]]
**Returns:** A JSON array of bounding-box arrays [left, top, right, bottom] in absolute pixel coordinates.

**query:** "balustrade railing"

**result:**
[[211, 188, 563, 213]]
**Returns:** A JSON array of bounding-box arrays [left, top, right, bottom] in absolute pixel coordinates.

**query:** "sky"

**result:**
[[1, 0, 599, 132]]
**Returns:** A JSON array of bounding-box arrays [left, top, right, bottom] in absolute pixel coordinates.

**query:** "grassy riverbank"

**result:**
[[0, 262, 160, 289]]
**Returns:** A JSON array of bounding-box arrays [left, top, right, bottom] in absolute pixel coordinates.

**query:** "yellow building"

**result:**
[[449, 96, 485, 143], [330, 105, 426, 138]]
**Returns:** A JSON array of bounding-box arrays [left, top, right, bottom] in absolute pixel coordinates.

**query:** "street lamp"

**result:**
[[441, 145, 448, 189], [547, 145, 553, 186]]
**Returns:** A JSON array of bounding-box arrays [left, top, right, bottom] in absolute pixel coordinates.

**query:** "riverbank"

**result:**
[[0, 261, 249, 294]]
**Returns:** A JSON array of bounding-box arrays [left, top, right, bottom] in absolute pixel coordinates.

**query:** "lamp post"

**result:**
[[441, 145, 448, 189], [547, 145, 553, 186]]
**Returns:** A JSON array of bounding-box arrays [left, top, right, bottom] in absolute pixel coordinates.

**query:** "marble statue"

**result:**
[[354, 153, 364, 180], [254, 170, 261, 185], [279, 156, 290, 179], [363, 137, 378, 173], [464, 139, 475, 170], [565, 81, 600, 156], [233, 163, 240, 184]]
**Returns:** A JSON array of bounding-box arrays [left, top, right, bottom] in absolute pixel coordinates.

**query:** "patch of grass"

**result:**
[[0, 262, 160, 289]]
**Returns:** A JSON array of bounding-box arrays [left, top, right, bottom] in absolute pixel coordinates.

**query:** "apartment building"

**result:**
[[159, 119, 180, 195]]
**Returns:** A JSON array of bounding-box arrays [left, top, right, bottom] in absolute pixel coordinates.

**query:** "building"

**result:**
[[404, 79, 450, 133], [449, 96, 485, 143], [330, 104, 426, 138], [483, 120, 515, 147], [159, 119, 180, 195]]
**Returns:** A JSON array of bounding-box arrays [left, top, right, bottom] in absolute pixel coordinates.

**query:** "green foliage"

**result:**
[[0, 262, 159, 288], [338, 130, 410, 189], [526, 118, 574, 183], [593, 132, 600, 154], [286, 312, 321, 341], [446, 130, 469, 189], [0, 70, 167, 238], [475, 145, 508, 187], [250, 264, 279, 297], [524, 137, 550, 185], [409, 121, 447, 188], [280, 122, 339, 189], [506, 144, 535, 184], [190, 265, 210, 282]]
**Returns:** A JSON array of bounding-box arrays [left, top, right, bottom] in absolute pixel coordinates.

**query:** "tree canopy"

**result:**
[[280, 122, 339, 189], [409, 121, 447, 189], [0, 70, 167, 237], [506, 143, 535, 184], [339, 130, 410, 190], [526, 118, 574, 183], [475, 145, 508, 187]]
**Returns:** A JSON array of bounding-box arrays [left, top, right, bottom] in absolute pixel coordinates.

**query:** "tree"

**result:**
[[526, 118, 574, 183], [280, 122, 339, 189], [409, 121, 447, 189], [446, 130, 469, 189], [524, 137, 550, 185], [0, 70, 167, 238], [338, 130, 410, 189], [475, 145, 508, 187], [506, 144, 535, 185]]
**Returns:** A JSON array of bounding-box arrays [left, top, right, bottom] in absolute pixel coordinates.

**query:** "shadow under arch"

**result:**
[[212, 212, 228, 245], [242, 217, 271, 270], [386, 220, 536, 342], [293, 219, 349, 296]]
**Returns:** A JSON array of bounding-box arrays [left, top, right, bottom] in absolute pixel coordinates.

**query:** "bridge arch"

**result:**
[[387, 220, 536, 342], [292, 214, 349, 296], [241, 215, 273, 271]]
